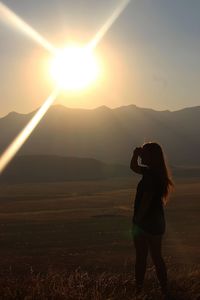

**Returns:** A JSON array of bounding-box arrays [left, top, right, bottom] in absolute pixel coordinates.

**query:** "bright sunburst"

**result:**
[[0, 0, 130, 174], [50, 44, 100, 91]]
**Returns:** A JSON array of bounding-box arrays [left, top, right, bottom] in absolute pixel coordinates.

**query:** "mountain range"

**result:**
[[1, 155, 199, 183], [0, 155, 131, 183], [0, 104, 200, 168]]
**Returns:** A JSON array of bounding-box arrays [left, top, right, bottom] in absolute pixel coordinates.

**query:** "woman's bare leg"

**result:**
[[148, 235, 168, 293], [134, 234, 149, 292]]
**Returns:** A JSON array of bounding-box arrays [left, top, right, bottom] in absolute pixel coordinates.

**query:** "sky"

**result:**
[[0, 0, 200, 117]]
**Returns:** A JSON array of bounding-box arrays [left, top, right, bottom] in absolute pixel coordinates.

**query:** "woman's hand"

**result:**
[[133, 147, 143, 156], [130, 146, 143, 174]]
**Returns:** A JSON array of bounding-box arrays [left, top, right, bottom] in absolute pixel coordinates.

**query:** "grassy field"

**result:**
[[0, 176, 199, 299]]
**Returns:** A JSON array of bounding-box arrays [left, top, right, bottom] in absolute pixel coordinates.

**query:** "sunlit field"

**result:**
[[0, 176, 199, 299]]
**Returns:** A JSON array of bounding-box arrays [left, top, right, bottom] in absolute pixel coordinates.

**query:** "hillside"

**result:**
[[0, 155, 131, 183], [0, 104, 200, 166]]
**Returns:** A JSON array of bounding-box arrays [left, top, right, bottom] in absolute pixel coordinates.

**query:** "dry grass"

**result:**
[[0, 177, 199, 299], [0, 263, 199, 300]]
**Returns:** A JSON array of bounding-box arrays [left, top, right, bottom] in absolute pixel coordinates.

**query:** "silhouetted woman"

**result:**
[[130, 142, 174, 297]]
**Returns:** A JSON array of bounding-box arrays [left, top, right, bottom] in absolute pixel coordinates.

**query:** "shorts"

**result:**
[[131, 223, 147, 239], [131, 223, 164, 240]]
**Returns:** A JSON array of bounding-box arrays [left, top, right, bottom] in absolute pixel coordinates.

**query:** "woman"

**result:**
[[130, 142, 174, 297]]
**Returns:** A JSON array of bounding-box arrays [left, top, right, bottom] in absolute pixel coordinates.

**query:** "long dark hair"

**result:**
[[142, 142, 174, 205]]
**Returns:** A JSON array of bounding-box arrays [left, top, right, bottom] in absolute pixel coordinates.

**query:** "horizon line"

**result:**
[[1, 103, 200, 119]]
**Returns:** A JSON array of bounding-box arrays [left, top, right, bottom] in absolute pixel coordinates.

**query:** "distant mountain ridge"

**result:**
[[0, 104, 200, 167], [0, 155, 131, 183], [1, 155, 199, 183]]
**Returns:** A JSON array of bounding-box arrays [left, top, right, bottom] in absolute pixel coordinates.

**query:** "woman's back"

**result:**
[[133, 167, 166, 235]]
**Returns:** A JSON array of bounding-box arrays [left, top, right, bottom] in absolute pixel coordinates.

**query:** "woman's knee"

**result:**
[[150, 253, 164, 265], [134, 234, 148, 248], [148, 236, 162, 258], [135, 253, 148, 265], [135, 242, 148, 262]]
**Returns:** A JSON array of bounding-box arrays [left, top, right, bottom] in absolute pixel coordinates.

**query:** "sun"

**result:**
[[49, 44, 100, 91]]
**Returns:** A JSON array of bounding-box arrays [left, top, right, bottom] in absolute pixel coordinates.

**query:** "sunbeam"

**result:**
[[88, 0, 131, 50], [0, 2, 56, 54], [0, 89, 59, 174]]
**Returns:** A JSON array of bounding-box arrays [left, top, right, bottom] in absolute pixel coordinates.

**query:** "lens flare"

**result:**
[[0, 0, 131, 174], [0, 89, 59, 174], [0, 2, 56, 54], [89, 0, 131, 50]]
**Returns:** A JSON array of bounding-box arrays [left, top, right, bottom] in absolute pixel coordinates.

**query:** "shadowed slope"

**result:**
[[0, 104, 200, 166]]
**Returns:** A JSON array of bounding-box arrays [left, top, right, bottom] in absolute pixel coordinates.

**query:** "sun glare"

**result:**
[[50, 45, 100, 91], [0, 0, 131, 174]]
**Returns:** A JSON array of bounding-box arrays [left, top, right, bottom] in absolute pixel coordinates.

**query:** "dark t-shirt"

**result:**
[[132, 167, 166, 235]]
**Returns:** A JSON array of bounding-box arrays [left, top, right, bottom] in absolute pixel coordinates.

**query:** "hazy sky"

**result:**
[[0, 0, 200, 117]]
